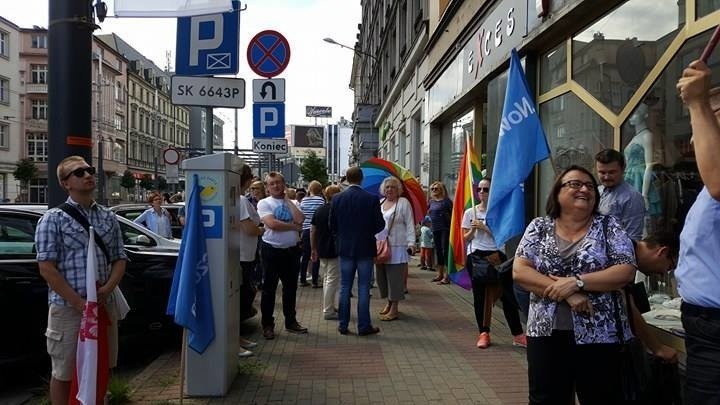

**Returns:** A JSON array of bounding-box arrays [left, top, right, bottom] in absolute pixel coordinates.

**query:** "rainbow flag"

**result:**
[[447, 140, 483, 289]]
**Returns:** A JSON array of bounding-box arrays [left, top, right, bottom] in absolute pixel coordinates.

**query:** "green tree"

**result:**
[[299, 151, 328, 186], [157, 176, 168, 191], [120, 170, 135, 191], [12, 158, 39, 202], [139, 174, 154, 190]]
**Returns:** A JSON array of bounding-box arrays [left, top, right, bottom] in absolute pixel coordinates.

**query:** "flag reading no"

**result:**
[[167, 175, 215, 353], [486, 49, 550, 248]]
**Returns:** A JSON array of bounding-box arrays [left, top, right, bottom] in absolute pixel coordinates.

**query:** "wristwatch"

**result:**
[[574, 274, 585, 291]]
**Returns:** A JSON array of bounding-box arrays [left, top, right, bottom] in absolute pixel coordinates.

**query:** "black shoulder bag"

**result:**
[[58, 203, 111, 263], [605, 215, 645, 402]]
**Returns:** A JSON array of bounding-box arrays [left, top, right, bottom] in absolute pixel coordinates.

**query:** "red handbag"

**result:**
[[375, 201, 397, 264], [375, 239, 391, 264]]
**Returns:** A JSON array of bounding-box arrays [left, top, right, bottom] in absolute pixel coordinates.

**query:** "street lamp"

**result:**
[[323, 37, 377, 61]]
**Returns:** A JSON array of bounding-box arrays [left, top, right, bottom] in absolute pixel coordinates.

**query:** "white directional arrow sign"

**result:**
[[252, 79, 285, 103]]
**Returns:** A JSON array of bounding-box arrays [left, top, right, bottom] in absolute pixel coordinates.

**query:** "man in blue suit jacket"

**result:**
[[331, 166, 386, 335]]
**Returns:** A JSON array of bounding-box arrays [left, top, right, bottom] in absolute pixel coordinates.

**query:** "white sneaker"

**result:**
[[237, 349, 254, 358]]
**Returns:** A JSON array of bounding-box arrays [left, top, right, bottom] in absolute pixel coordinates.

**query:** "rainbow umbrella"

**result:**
[[360, 158, 428, 223]]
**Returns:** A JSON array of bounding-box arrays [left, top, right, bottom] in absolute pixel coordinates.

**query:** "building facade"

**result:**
[[354, 0, 719, 357], [18, 26, 50, 202], [99, 33, 191, 202], [326, 117, 353, 183], [0, 17, 21, 202], [351, 0, 428, 171]]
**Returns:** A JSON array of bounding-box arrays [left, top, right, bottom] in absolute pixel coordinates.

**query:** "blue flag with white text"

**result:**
[[167, 175, 215, 353], [486, 49, 550, 247]]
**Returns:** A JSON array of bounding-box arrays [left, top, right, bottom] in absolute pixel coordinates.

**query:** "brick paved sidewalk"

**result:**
[[128, 259, 529, 404]]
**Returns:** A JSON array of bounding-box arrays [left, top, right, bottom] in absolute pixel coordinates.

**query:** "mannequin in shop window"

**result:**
[[625, 103, 660, 213], [624, 103, 680, 236]]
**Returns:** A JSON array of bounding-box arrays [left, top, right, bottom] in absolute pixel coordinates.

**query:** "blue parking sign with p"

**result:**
[[253, 103, 285, 138], [176, 1, 239, 76]]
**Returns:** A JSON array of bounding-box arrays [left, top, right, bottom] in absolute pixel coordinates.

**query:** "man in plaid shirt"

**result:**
[[35, 155, 127, 405]]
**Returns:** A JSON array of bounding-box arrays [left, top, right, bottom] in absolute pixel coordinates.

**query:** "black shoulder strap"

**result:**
[[58, 203, 111, 262]]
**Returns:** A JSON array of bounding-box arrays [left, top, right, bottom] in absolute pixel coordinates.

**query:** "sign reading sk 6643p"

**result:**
[[171, 76, 246, 108]]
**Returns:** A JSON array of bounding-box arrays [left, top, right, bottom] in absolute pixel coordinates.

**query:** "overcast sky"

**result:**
[[1, 0, 361, 150]]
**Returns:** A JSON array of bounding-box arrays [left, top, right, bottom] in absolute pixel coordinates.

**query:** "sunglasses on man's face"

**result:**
[[63, 166, 96, 180], [476, 187, 490, 193]]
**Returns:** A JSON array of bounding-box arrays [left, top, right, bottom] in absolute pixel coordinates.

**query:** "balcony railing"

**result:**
[[26, 83, 48, 94]]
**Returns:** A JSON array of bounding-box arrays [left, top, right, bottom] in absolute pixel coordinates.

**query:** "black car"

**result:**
[[111, 203, 185, 239], [0, 206, 181, 371]]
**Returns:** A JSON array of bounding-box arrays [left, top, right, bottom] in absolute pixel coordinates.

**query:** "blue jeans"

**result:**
[[338, 256, 374, 333]]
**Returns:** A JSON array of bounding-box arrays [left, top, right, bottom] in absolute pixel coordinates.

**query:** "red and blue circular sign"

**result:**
[[247, 30, 291, 78]]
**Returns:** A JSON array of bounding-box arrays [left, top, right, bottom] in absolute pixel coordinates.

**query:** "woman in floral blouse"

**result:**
[[513, 165, 636, 405]]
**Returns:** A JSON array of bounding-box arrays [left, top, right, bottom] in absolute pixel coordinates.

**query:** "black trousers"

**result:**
[[527, 331, 624, 405], [300, 228, 320, 284], [239, 260, 257, 321], [470, 255, 523, 335], [682, 302, 720, 405], [260, 241, 300, 328]]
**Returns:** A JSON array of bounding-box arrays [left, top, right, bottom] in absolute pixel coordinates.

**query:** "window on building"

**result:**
[[31, 64, 48, 84], [31, 34, 47, 49], [0, 30, 8, 57], [571, 0, 679, 113], [399, 0, 408, 57], [115, 81, 122, 101], [439, 110, 473, 196], [540, 42, 567, 94], [0, 77, 8, 104], [113, 141, 124, 162], [131, 109, 137, 130], [115, 114, 123, 130], [31, 99, 48, 120], [27, 132, 48, 162], [0, 123, 8, 148], [130, 140, 137, 159], [697, 0, 720, 18], [29, 178, 47, 203]]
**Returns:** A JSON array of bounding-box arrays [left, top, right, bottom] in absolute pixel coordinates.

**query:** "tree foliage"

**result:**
[[120, 170, 136, 190], [157, 176, 167, 191], [139, 174, 154, 190], [299, 151, 328, 186], [13, 158, 38, 186]]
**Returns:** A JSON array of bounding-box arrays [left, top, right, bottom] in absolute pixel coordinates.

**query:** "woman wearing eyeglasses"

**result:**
[[513, 165, 636, 404], [462, 178, 525, 349], [427, 181, 452, 284], [133, 191, 172, 238]]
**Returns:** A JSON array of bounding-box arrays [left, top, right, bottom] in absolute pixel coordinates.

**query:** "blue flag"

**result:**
[[486, 49, 550, 247], [167, 175, 215, 353]]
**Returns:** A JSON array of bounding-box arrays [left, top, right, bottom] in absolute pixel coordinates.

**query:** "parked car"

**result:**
[[111, 203, 184, 239], [0, 205, 181, 371]]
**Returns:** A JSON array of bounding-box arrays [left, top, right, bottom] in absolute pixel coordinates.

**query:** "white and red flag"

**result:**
[[69, 227, 110, 405]]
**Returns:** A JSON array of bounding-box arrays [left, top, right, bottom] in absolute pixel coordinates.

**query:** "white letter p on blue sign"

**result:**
[[190, 14, 223, 66]]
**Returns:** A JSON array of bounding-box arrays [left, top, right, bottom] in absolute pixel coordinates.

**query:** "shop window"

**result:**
[[439, 110, 473, 196], [697, 0, 720, 18], [540, 42, 567, 94], [619, 29, 715, 245], [538, 92, 613, 204], [572, 0, 681, 113]]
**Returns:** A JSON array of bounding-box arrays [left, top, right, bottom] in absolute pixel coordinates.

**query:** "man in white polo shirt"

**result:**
[[256, 172, 307, 340]]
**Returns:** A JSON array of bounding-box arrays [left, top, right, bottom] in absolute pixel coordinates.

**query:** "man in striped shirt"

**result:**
[[299, 181, 326, 287]]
